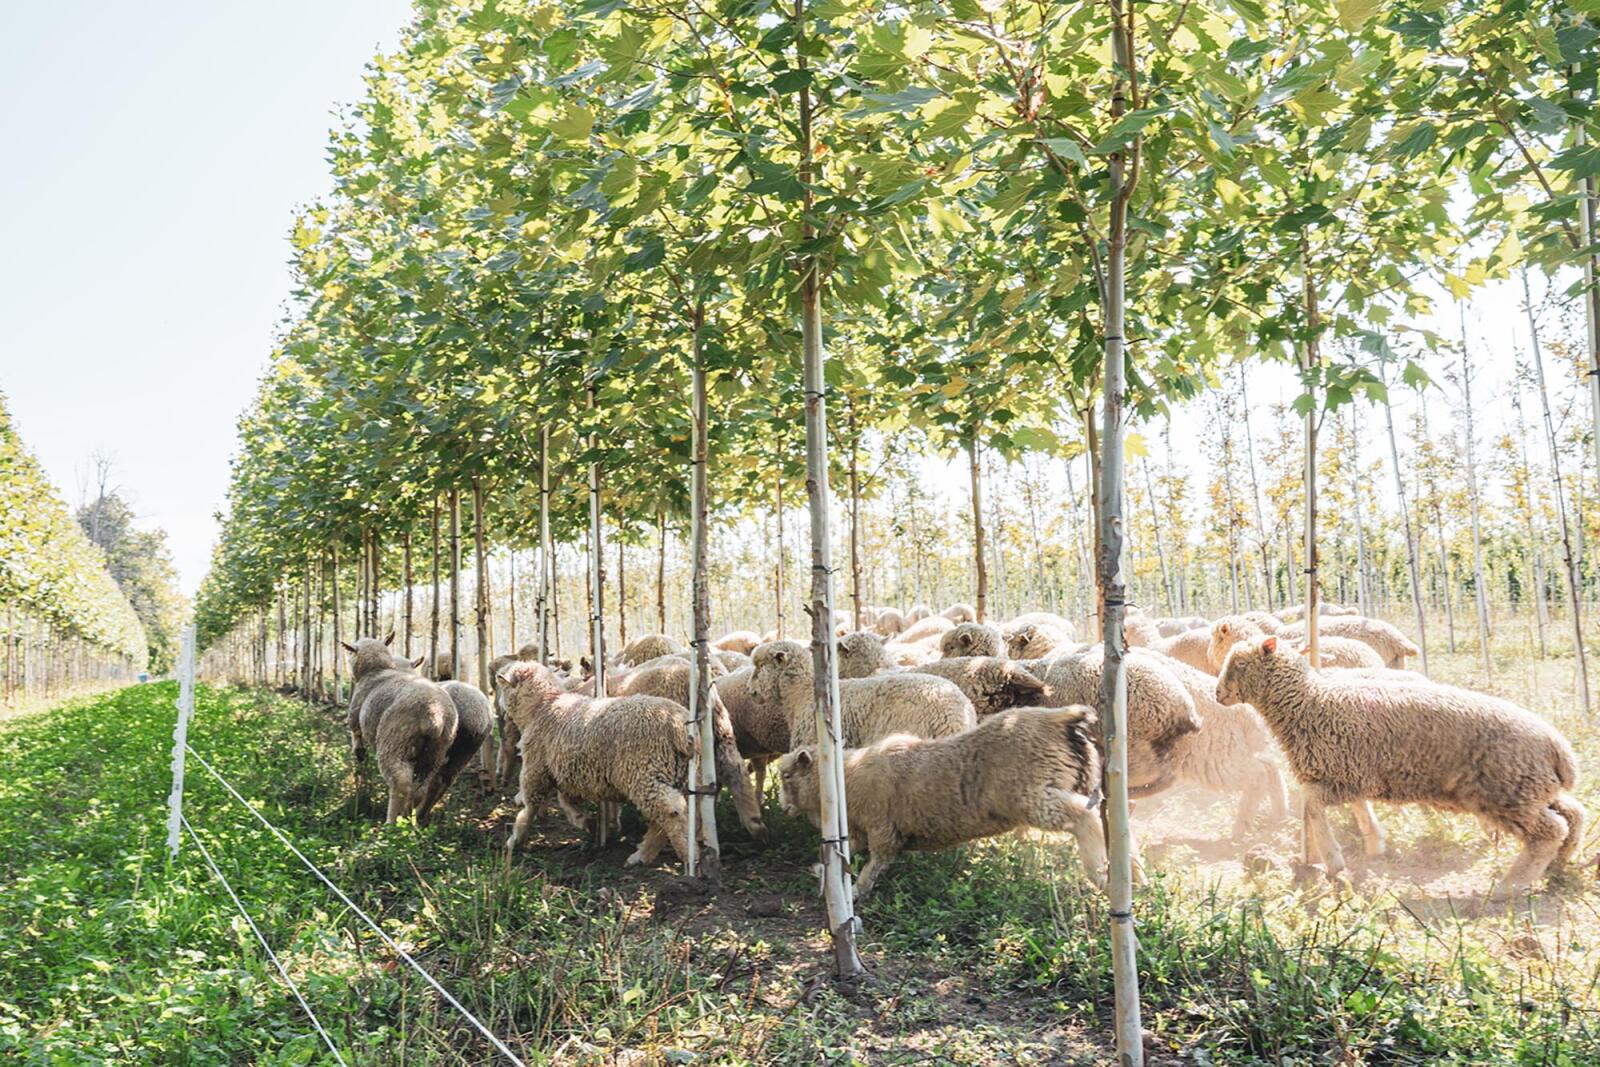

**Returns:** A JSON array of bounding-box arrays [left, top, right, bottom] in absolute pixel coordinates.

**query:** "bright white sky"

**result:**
[[0, 1, 410, 595], [0, 2, 1580, 600]]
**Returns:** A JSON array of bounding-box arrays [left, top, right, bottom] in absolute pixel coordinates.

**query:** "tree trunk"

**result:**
[[796, 13, 863, 980], [587, 382, 607, 690], [371, 529, 382, 639], [1524, 266, 1592, 715], [848, 401, 865, 630], [402, 531, 413, 658], [616, 540, 628, 646], [301, 559, 312, 700], [315, 550, 327, 701], [967, 436, 988, 623], [331, 542, 343, 703], [687, 304, 720, 884], [1237, 367, 1273, 610], [1382, 388, 1430, 675], [1582, 127, 1600, 507], [1064, 449, 1094, 632], [539, 428, 553, 662], [1221, 414, 1241, 614], [449, 489, 461, 682], [774, 470, 786, 639], [1140, 456, 1175, 614], [1022, 459, 1054, 615], [1347, 414, 1372, 617], [430, 495, 442, 679], [358, 528, 369, 640], [1459, 308, 1492, 673], [1100, 6, 1143, 1058], [473, 477, 495, 787], [1300, 234, 1321, 667], [1513, 383, 1549, 657], [508, 549, 517, 651], [656, 509, 667, 635]]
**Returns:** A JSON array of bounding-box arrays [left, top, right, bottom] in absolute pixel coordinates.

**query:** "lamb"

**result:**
[[1209, 616, 1383, 672], [411, 681, 495, 823], [940, 622, 1004, 659], [714, 664, 790, 798], [941, 602, 978, 623], [1003, 621, 1077, 661], [1027, 645, 1203, 797], [608, 659, 767, 840], [776, 706, 1107, 897], [1154, 658, 1289, 839], [896, 614, 955, 646], [344, 636, 458, 824], [712, 649, 751, 672], [713, 630, 763, 655], [618, 634, 681, 666], [500, 661, 712, 869], [1280, 616, 1420, 670], [837, 630, 892, 679], [432, 652, 456, 682], [1156, 615, 1210, 637], [908, 656, 1048, 719], [1274, 601, 1360, 623], [1142, 625, 1218, 675], [906, 604, 932, 623], [873, 607, 907, 637], [1216, 634, 1584, 895], [750, 639, 976, 749]]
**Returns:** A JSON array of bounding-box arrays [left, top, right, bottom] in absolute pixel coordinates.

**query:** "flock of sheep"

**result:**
[[342, 596, 1585, 901]]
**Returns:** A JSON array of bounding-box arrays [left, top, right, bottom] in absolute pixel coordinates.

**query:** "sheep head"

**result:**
[[1215, 634, 1297, 706], [344, 636, 399, 680], [776, 748, 822, 819], [750, 639, 811, 708]]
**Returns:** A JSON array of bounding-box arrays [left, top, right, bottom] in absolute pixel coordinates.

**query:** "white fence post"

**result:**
[[166, 624, 197, 859]]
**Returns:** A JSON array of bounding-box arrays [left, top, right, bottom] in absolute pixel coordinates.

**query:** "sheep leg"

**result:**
[[750, 756, 769, 802], [384, 765, 415, 824], [1551, 794, 1586, 867], [556, 793, 597, 835], [496, 721, 521, 794], [1302, 796, 1345, 875], [631, 787, 691, 866], [854, 835, 900, 900], [1491, 805, 1570, 898], [627, 826, 669, 867], [1352, 801, 1388, 858]]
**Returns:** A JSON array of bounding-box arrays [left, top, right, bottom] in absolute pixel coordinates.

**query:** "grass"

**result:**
[[2, 625, 1599, 1064]]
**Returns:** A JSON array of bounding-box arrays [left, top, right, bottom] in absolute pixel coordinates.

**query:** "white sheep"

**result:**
[[940, 622, 1004, 659], [344, 636, 458, 824], [712, 630, 763, 655], [873, 607, 908, 637], [908, 655, 1048, 719], [619, 634, 684, 666], [837, 630, 892, 679], [940, 602, 978, 623], [1216, 634, 1585, 895], [750, 639, 975, 749], [499, 661, 714, 869], [777, 706, 1107, 897]]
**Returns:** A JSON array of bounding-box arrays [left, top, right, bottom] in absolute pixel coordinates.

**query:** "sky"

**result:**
[[0, 1, 411, 595], [0, 2, 1586, 601]]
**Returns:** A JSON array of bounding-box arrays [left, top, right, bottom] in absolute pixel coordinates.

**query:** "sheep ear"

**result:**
[[795, 750, 813, 768], [774, 648, 788, 664], [1262, 635, 1278, 654], [411, 656, 425, 669], [341, 641, 358, 654], [384, 632, 395, 646]]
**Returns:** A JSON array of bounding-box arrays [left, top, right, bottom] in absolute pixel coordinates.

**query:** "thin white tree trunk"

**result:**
[[587, 382, 616, 843], [1299, 236, 1321, 666], [686, 305, 719, 883], [1458, 308, 1492, 672], [796, 1, 862, 981], [968, 437, 988, 622], [1523, 266, 1592, 715], [1101, 3, 1142, 1059], [1140, 455, 1175, 614], [473, 477, 496, 787], [449, 490, 461, 681], [1238, 367, 1273, 610], [539, 427, 552, 663], [1512, 383, 1549, 656], [1382, 385, 1430, 675], [1347, 413, 1372, 617]]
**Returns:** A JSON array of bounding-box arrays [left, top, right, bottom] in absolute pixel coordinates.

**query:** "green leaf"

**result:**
[[1336, 0, 1385, 31], [551, 106, 594, 141], [1040, 138, 1088, 169]]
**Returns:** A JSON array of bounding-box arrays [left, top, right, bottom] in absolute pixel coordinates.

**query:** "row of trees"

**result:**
[[0, 392, 147, 704], [191, 1, 1600, 1053]]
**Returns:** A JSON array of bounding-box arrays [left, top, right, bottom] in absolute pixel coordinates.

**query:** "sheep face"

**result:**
[[776, 748, 822, 819], [1215, 634, 1293, 706], [750, 639, 811, 707]]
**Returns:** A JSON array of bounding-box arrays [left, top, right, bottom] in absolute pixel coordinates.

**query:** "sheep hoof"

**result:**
[[625, 849, 647, 867]]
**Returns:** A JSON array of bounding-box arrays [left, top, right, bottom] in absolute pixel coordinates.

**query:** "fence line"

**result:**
[[180, 811, 350, 1066], [183, 743, 526, 1067]]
